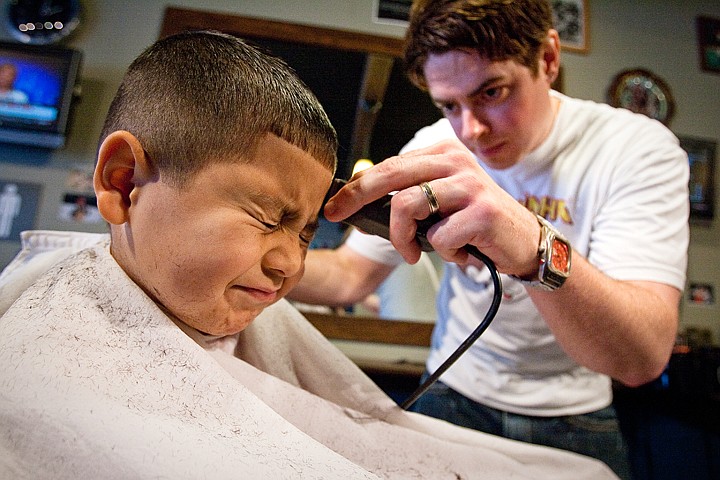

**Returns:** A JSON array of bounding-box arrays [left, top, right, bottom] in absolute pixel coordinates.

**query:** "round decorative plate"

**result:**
[[607, 68, 675, 125]]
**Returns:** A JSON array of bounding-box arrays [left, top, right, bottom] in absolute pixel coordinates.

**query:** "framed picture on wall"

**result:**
[[688, 283, 715, 306], [697, 15, 720, 73], [679, 135, 716, 220], [551, 0, 589, 53], [0, 179, 42, 242], [373, 0, 412, 25]]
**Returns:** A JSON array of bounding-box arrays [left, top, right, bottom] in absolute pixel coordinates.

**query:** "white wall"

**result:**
[[1, 0, 719, 339]]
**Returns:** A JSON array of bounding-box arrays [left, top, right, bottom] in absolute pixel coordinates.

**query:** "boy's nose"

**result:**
[[264, 235, 304, 279]]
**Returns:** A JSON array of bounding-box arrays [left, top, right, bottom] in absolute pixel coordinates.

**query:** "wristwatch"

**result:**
[[512, 214, 572, 291]]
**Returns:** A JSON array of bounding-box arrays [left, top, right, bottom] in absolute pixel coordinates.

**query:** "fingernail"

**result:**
[[324, 199, 336, 216]]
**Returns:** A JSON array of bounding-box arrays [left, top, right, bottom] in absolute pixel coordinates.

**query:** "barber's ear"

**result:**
[[94, 130, 156, 225], [541, 29, 561, 85]]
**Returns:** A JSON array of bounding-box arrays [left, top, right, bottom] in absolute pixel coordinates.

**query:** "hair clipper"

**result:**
[[324, 178, 440, 252]]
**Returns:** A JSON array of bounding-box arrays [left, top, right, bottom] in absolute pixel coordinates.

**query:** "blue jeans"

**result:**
[[411, 378, 632, 480]]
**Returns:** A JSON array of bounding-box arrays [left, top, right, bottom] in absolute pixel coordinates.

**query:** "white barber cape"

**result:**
[[0, 231, 617, 479]]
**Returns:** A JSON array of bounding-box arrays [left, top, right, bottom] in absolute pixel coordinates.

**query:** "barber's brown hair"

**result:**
[[100, 30, 338, 186], [404, 0, 553, 90]]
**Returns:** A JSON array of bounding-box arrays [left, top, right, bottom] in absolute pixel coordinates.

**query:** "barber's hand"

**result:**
[[324, 139, 540, 276]]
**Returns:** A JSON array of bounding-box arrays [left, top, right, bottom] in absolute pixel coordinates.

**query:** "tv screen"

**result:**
[[0, 40, 82, 149]]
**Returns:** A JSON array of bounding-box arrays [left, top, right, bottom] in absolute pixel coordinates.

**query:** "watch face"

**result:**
[[549, 237, 571, 275], [535, 216, 572, 290], [5, 0, 81, 45]]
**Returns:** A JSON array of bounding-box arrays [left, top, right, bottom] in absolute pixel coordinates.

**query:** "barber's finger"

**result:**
[[385, 181, 449, 263], [324, 140, 470, 221], [385, 186, 426, 263], [323, 157, 419, 222]]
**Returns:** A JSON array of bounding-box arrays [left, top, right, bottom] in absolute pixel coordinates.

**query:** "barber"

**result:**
[[291, 1, 689, 478]]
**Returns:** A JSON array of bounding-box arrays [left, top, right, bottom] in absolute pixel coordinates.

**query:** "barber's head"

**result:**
[[403, 0, 559, 169], [404, 0, 553, 91]]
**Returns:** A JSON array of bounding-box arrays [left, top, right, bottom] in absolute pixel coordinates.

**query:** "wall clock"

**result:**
[[4, 0, 81, 45], [607, 68, 675, 126]]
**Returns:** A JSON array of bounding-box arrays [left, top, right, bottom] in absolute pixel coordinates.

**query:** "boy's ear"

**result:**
[[94, 131, 155, 225]]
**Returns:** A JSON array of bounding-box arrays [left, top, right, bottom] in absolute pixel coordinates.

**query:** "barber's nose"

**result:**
[[264, 235, 304, 278], [459, 108, 489, 143]]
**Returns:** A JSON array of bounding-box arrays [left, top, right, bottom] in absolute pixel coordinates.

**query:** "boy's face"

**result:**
[[117, 134, 333, 336], [423, 49, 555, 170]]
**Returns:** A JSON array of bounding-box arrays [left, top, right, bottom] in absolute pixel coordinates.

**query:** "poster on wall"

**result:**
[[697, 15, 720, 74], [57, 167, 104, 225], [680, 135, 716, 220], [688, 283, 715, 306], [0, 180, 41, 242], [57, 192, 103, 224], [551, 0, 589, 53]]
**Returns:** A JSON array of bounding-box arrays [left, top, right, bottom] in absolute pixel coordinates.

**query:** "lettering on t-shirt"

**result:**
[[521, 195, 574, 225]]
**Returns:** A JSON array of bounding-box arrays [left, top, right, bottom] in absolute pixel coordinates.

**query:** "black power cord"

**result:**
[[324, 179, 503, 410], [400, 245, 502, 410]]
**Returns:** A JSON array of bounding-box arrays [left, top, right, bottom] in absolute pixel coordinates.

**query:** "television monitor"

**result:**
[[0, 40, 82, 149]]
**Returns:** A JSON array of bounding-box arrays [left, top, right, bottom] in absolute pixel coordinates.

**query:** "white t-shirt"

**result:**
[[345, 91, 689, 416]]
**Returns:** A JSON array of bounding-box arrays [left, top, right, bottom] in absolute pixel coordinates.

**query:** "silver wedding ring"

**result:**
[[420, 181, 440, 216]]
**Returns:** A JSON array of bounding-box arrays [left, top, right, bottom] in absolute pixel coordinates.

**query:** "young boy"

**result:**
[[0, 31, 616, 479]]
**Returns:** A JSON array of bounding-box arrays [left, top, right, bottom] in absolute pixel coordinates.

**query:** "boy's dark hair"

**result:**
[[404, 0, 554, 90], [100, 30, 338, 186]]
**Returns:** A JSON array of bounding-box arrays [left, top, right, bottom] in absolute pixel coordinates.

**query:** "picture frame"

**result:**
[[679, 135, 716, 220], [0, 179, 42, 242], [688, 283, 715, 306], [697, 15, 720, 74], [551, 0, 589, 53], [373, 0, 412, 26]]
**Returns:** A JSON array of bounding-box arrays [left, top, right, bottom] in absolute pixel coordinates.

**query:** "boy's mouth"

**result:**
[[237, 285, 280, 304]]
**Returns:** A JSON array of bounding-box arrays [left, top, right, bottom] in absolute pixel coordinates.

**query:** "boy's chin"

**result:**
[[169, 307, 263, 337]]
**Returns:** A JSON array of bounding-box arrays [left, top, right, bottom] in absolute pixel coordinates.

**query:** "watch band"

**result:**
[[511, 214, 572, 291]]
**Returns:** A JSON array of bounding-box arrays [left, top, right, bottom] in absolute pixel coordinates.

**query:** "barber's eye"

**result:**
[[483, 86, 508, 102], [437, 102, 458, 115]]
